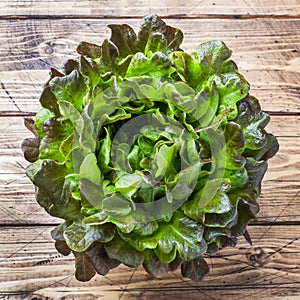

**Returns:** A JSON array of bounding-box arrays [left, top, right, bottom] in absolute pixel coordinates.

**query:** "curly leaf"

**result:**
[[64, 221, 115, 252], [77, 41, 102, 59], [214, 73, 249, 119], [50, 70, 87, 112], [183, 179, 232, 222], [197, 40, 232, 74], [104, 235, 144, 267], [21, 137, 40, 163], [181, 256, 209, 282], [136, 14, 167, 52], [108, 24, 137, 57], [86, 243, 120, 275], [143, 250, 169, 278], [224, 122, 246, 170], [74, 251, 96, 282], [55, 240, 71, 256], [26, 160, 68, 205], [119, 211, 207, 261]]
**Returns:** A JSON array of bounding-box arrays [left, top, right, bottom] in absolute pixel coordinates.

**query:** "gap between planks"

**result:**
[[2, 14, 300, 21], [1, 111, 299, 118], [0, 169, 299, 224]]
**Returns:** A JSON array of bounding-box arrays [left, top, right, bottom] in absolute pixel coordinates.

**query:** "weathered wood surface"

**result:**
[[1, 114, 298, 148], [1, 174, 299, 225], [0, 116, 299, 225], [0, 225, 299, 300], [1, 135, 298, 179], [1, 18, 300, 114], [1, 0, 300, 299], [1, 0, 300, 17]]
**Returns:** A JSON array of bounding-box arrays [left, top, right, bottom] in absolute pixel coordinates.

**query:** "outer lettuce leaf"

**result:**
[[63, 221, 115, 252], [119, 211, 207, 262], [26, 160, 68, 205], [136, 14, 183, 55], [74, 251, 96, 282], [108, 24, 137, 57], [21, 136, 40, 163], [143, 250, 169, 278], [77, 41, 102, 59], [86, 243, 120, 275], [104, 235, 145, 267], [181, 256, 209, 282], [50, 70, 87, 112]]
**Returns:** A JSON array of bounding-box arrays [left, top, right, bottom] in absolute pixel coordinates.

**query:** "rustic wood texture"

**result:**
[[1, 18, 300, 113], [0, 116, 299, 225], [1, 136, 298, 179], [1, 0, 300, 17], [0, 1, 299, 299], [1, 174, 299, 225], [0, 225, 299, 300]]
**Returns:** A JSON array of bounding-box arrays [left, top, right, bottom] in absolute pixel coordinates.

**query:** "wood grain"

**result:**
[[0, 119, 299, 224], [0, 18, 300, 113], [1, 135, 298, 179], [0, 225, 299, 300], [1, 0, 300, 17], [0, 115, 299, 178], [0, 115, 300, 176], [1, 174, 299, 225], [1, 1, 299, 299]]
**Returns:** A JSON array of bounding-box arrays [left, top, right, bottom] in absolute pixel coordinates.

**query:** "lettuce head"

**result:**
[[22, 14, 279, 282]]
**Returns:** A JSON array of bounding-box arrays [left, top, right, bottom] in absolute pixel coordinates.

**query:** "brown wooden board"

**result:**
[[1, 174, 299, 225], [0, 225, 299, 300], [1, 136, 298, 180], [1, 1, 300, 299], [0, 18, 300, 114], [1, 0, 300, 17]]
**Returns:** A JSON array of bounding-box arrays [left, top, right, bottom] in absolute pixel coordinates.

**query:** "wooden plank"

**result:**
[[0, 115, 299, 178], [1, 135, 298, 181], [1, 115, 298, 145], [0, 116, 299, 224], [1, 18, 300, 113], [265, 115, 300, 137], [257, 181, 300, 223], [264, 137, 300, 181], [1, 173, 299, 225], [0, 174, 61, 225], [1, 0, 300, 17], [0, 225, 299, 299], [0, 118, 299, 224]]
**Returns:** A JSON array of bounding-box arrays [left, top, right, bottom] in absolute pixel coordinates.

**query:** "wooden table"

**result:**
[[1, 1, 300, 299]]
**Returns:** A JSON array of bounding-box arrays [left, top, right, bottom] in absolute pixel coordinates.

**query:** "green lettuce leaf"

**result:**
[[63, 221, 115, 252], [119, 211, 207, 262], [50, 70, 87, 112], [104, 235, 144, 267]]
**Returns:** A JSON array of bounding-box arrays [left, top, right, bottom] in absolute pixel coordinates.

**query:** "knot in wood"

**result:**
[[246, 247, 268, 267], [44, 46, 54, 54]]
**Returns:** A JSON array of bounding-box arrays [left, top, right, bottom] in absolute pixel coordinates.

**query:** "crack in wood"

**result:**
[[1, 14, 300, 20], [0, 82, 22, 112]]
